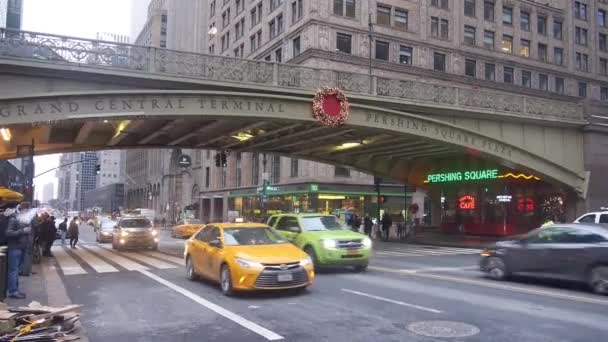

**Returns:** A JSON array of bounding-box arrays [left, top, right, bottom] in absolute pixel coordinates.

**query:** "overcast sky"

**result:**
[[22, 0, 133, 200]]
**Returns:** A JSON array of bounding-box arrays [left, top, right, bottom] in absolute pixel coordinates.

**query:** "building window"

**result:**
[[555, 77, 564, 94], [270, 0, 283, 12], [576, 52, 589, 72], [265, 55, 271, 61], [575, 1, 587, 21], [251, 153, 259, 185], [291, 0, 303, 24], [335, 166, 351, 177], [575, 27, 588, 46], [377, 4, 391, 26], [578, 82, 587, 97], [537, 15, 547, 35], [433, 52, 446, 72], [522, 70, 531, 87], [503, 6, 513, 25], [554, 47, 563, 65], [275, 48, 282, 62], [269, 20, 276, 39], [553, 19, 563, 40], [222, 8, 231, 28], [465, 59, 476, 77], [375, 40, 389, 60], [205, 167, 210, 188], [210, 1, 216, 17], [464, 25, 476, 45], [601, 58, 608, 75], [501, 35, 513, 53], [520, 11, 530, 31], [601, 87, 608, 101], [290, 158, 298, 177], [221, 32, 230, 51], [520, 39, 530, 57], [484, 63, 495, 81], [538, 43, 547, 62], [334, 0, 356, 18], [503, 66, 513, 84], [484, 1, 494, 22], [599, 9, 607, 27], [431, 17, 449, 39], [395, 8, 408, 29], [236, 0, 245, 14], [464, 0, 475, 17], [539, 74, 548, 91], [235, 18, 245, 39], [399, 45, 412, 64], [293, 36, 301, 56], [271, 155, 281, 183], [250, 30, 262, 52], [600, 33, 607, 52], [336, 33, 352, 54], [431, 0, 448, 9], [483, 30, 494, 49]]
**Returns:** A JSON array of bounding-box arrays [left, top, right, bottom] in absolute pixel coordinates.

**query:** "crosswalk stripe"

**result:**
[[84, 245, 148, 271], [120, 252, 176, 269], [51, 246, 87, 275], [142, 251, 184, 265], [71, 247, 119, 273]]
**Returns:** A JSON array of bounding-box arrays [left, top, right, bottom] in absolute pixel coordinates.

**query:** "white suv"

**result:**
[[574, 211, 608, 224]]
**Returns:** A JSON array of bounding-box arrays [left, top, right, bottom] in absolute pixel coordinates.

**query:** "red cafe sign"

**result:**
[[458, 195, 476, 210]]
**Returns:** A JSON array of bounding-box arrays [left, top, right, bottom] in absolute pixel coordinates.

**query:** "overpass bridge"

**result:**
[[0, 28, 602, 221]]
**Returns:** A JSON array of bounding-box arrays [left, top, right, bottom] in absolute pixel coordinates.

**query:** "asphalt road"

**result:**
[[52, 226, 608, 342]]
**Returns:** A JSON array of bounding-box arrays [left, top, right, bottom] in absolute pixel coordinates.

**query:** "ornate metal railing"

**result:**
[[0, 28, 584, 122]]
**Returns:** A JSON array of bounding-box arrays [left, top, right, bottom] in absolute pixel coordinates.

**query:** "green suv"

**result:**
[[267, 213, 371, 271]]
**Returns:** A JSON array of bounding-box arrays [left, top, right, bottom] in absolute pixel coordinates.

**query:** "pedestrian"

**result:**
[[68, 216, 79, 249], [161, 217, 166, 230], [58, 218, 68, 246], [363, 215, 373, 238], [18, 202, 37, 276], [350, 214, 361, 232], [5, 207, 31, 299], [381, 212, 392, 241], [43, 215, 57, 256]]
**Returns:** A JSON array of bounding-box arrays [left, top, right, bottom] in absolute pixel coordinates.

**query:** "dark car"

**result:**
[[480, 223, 608, 294], [112, 216, 159, 251], [96, 220, 116, 243]]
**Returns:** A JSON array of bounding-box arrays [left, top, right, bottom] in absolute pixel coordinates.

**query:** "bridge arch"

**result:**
[[0, 90, 586, 195]]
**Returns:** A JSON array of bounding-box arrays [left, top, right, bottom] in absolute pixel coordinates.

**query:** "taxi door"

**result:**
[[201, 227, 224, 281], [188, 226, 211, 277], [276, 216, 301, 243]]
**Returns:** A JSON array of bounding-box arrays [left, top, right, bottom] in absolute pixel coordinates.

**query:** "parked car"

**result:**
[[267, 213, 372, 272], [96, 220, 116, 243], [112, 216, 159, 251], [184, 222, 314, 295], [480, 223, 608, 294], [172, 219, 204, 239], [574, 211, 608, 224]]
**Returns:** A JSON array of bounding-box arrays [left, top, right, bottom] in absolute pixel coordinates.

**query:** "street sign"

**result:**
[[177, 154, 192, 168]]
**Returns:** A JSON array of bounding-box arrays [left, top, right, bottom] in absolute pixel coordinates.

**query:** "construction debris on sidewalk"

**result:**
[[0, 302, 82, 341]]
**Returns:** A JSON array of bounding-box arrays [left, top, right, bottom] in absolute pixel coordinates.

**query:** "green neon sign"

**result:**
[[425, 169, 499, 184]]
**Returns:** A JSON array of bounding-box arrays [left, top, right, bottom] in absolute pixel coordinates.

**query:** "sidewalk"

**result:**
[[372, 226, 517, 249], [3, 258, 89, 341]]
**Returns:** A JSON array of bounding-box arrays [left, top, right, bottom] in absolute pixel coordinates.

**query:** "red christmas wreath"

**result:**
[[312, 87, 350, 127]]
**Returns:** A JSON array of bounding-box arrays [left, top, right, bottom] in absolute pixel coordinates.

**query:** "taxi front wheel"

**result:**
[[220, 264, 234, 296], [186, 256, 198, 281]]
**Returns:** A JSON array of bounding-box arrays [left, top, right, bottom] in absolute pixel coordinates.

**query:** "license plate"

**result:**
[[347, 249, 360, 255], [277, 273, 293, 282]]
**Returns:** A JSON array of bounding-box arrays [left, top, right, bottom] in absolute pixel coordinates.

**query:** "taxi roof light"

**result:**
[[234, 217, 245, 223]]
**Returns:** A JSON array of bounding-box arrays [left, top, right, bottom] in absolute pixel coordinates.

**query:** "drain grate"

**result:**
[[407, 321, 480, 338]]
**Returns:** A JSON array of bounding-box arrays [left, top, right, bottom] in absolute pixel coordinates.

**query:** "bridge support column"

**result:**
[[428, 189, 442, 228]]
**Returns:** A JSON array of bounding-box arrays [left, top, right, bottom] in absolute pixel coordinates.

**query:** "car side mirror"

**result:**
[[288, 226, 301, 233], [209, 239, 223, 248]]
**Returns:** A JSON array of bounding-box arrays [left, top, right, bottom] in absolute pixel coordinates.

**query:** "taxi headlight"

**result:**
[[150, 229, 158, 236], [362, 237, 372, 248], [101, 231, 112, 236], [299, 256, 312, 266], [120, 231, 129, 237], [235, 258, 263, 269], [322, 239, 337, 249]]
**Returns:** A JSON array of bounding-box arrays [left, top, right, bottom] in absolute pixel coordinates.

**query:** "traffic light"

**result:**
[[221, 152, 227, 167], [95, 164, 101, 174], [215, 152, 228, 167], [215, 153, 221, 167]]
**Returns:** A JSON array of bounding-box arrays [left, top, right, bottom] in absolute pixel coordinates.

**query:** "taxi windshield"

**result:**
[[100, 221, 116, 230], [223, 227, 287, 246], [120, 219, 151, 228], [301, 216, 345, 231]]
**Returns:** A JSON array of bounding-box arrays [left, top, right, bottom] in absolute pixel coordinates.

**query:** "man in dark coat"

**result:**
[[6, 207, 31, 298], [381, 213, 392, 241], [68, 217, 79, 249]]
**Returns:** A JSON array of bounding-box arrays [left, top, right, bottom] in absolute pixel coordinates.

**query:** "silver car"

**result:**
[[112, 216, 159, 251], [480, 223, 608, 294]]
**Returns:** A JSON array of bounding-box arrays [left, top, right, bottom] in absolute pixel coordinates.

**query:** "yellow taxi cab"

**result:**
[[172, 219, 204, 239], [184, 220, 314, 295]]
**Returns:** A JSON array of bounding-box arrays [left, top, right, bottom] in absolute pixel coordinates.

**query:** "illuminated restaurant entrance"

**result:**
[[423, 166, 568, 236]]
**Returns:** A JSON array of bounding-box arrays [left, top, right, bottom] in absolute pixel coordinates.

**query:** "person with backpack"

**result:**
[[58, 217, 68, 246]]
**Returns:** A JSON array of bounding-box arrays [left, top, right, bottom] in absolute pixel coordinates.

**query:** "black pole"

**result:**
[[374, 176, 381, 222]]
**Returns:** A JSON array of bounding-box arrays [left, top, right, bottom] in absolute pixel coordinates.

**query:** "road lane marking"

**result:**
[[138, 269, 284, 341], [341, 289, 442, 314], [141, 251, 185, 265], [375, 266, 478, 274], [70, 246, 119, 273], [51, 246, 87, 275], [121, 252, 176, 269], [86, 246, 149, 271], [369, 266, 608, 306]]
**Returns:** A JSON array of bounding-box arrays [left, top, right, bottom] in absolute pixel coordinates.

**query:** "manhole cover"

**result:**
[[407, 321, 480, 338]]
